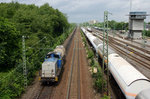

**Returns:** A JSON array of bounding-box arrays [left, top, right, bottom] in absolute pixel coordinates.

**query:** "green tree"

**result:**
[[0, 17, 21, 70]]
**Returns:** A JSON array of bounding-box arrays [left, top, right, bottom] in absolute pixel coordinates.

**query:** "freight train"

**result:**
[[135, 88, 150, 99], [87, 27, 92, 32], [40, 45, 65, 83], [81, 27, 150, 99]]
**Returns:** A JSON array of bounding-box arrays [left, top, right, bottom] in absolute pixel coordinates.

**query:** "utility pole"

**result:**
[[113, 22, 115, 38], [22, 36, 47, 88], [143, 22, 146, 48], [102, 11, 109, 96], [22, 36, 27, 88]]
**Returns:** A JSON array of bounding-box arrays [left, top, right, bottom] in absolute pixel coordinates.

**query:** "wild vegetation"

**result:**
[[80, 30, 109, 98], [143, 30, 150, 37], [0, 2, 75, 98]]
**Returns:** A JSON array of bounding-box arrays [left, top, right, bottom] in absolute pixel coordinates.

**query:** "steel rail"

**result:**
[[77, 31, 81, 99], [96, 34, 150, 70], [66, 39, 77, 99], [93, 33, 150, 63]]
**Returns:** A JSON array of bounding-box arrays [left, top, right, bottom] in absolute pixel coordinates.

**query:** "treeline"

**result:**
[[0, 2, 74, 98], [107, 20, 128, 30], [0, 2, 69, 70], [82, 20, 128, 30], [144, 30, 150, 37]]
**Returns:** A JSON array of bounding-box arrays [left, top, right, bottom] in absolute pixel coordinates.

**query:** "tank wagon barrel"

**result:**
[[81, 27, 150, 99], [135, 88, 150, 99], [54, 45, 65, 58]]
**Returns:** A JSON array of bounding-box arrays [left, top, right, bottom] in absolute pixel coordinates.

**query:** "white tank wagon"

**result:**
[[88, 36, 97, 49], [135, 88, 150, 99], [81, 27, 86, 33], [40, 45, 65, 83], [80, 27, 150, 99], [109, 54, 150, 99], [87, 27, 92, 32]]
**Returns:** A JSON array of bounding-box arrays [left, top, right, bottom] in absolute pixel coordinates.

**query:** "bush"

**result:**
[[94, 68, 108, 94], [101, 95, 110, 99], [94, 78, 103, 91], [90, 59, 94, 66], [88, 50, 94, 59], [143, 30, 150, 37]]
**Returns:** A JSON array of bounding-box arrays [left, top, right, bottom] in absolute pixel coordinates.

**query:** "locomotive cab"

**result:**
[[40, 45, 65, 84], [41, 52, 62, 83]]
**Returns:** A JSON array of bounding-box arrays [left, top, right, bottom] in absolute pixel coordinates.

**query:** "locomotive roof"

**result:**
[[44, 58, 57, 62]]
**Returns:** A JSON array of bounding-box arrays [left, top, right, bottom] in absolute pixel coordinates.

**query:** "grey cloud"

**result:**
[[0, 0, 150, 23]]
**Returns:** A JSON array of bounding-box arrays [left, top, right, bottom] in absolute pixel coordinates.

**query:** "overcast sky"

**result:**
[[0, 0, 150, 23]]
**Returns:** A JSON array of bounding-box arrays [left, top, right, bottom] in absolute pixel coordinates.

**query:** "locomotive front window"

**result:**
[[54, 54, 60, 59], [46, 54, 51, 58]]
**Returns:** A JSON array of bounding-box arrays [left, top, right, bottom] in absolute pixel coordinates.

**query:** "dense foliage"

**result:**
[[0, 17, 21, 69], [0, 2, 74, 99], [0, 2, 69, 70]]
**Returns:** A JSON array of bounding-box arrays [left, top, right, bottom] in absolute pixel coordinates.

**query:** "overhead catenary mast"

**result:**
[[102, 11, 109, 96], [22, 36, 27, 88]]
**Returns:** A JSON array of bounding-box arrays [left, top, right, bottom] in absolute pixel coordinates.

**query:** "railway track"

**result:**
[[77, 32, 81, 99], [109, 37, 150, 61], [96, 34, 150, 70], [51, 27, 94, 99], [110, 41, 150, 70], [66, 28, 81, 99], [64, 28, 77, 53], [93, 29, 150, 55], [22, 27, 97, 99], [94, 28, 150, 49], [115, 32, 150, 48], [110, 36, 150, 55], [35, 28, 78, 99], [108, 37, 150, 64], [35, 85, 54, 99], [91, 30, 150, 71]]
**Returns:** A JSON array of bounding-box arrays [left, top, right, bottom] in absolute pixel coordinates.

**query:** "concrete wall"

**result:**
[[132, 20, 144, 30], [133, 32, 142, 38]]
